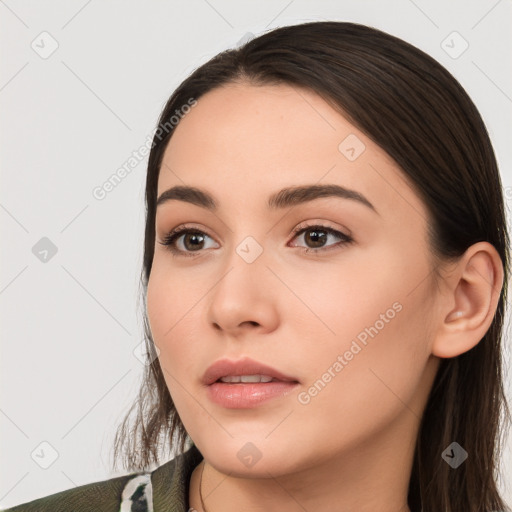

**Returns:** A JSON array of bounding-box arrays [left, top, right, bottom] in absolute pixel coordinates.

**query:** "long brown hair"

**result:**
[[112, 21, 511, 512]]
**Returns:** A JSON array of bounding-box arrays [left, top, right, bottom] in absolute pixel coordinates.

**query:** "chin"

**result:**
[[196, 436, 295, 477]]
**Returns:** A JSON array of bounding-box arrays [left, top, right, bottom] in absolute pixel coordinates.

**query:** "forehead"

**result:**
[[162, 82, 359, 171], [158, 83, 427, 223]]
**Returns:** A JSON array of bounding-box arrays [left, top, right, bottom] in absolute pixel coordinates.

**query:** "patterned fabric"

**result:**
[[119, 474, 153, 512], [0, 444, 204, 511]]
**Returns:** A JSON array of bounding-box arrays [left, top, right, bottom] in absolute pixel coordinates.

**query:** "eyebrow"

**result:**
[[156, 184, 377, 214]]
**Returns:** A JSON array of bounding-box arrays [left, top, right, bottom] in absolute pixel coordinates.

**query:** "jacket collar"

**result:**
[[151, 443, 204, 511]]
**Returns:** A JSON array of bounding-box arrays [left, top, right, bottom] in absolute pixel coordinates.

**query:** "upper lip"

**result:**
[[202, 357, 299, 385]]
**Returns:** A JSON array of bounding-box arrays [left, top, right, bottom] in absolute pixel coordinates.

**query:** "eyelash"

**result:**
[[158, 223, 353, 258]]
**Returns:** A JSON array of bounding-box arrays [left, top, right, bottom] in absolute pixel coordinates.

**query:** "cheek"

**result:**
[[146, 281, 191, 418], [146, 258, 218, 410], [293, 246, 433, 407], [293, 299, 432, 461], [282, 246, 410, 345], [146, 256, 196, 341], [146, 265, 195, 375], [146, 270, 171, 348], [303, 269, 433, 417]]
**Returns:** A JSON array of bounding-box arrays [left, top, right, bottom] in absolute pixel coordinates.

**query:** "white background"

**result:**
[[1, 0, 511, 508]]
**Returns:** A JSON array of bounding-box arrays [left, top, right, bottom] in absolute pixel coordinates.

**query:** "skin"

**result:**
[[146, 82, 503, 512]]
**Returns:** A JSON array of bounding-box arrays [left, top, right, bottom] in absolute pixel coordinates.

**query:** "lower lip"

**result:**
[[206, 381, 299, 408]]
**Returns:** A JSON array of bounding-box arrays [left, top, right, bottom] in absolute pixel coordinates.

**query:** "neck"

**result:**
[[188, 411, 416, 512]]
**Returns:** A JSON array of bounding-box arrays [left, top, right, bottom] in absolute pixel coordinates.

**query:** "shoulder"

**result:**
[[1, 444, 203, 512], [0, 471, 152, 512]]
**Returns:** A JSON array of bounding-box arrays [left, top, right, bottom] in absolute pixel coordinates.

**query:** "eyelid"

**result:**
[[157, 222, 218, 243], [290, 219, 352, 240]]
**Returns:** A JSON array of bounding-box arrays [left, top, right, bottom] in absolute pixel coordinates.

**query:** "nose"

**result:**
[[206, 248, 280, 337]]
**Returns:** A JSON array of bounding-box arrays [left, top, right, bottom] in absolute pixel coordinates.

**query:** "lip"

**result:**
[[202, 357, 300, 409], [207, 381, 299, 408], [202, 357, 299, 386]]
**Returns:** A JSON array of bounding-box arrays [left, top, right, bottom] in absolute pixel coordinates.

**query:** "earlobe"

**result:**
[[431, 242, 504, 359]]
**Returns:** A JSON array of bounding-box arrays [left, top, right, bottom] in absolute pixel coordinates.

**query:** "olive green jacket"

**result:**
[[1, 444, 203, 512]]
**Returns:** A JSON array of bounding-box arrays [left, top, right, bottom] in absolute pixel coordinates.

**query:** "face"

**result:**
[[146, 82, 441, 478]]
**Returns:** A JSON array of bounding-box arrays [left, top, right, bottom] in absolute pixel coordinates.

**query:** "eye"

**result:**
[[157, 222, 353, 258], [288, 223, 353, 254], [158, 224, 218, 258]]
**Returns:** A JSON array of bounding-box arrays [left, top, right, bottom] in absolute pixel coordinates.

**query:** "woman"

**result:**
[[3, 20, 510, 512]]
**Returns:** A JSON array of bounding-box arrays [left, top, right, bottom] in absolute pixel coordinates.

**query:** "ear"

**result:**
[[431, 241, 504, 359]]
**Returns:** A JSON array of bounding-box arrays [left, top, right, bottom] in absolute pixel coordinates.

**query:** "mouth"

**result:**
[[202, 357, 299, 386], [202, 357, 300, 408], [215, 374, 293, 384]]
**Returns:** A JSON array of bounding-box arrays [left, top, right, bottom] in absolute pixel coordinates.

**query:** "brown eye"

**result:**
[[159, 228, 218, 258], [290, 224, 353, 254]]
